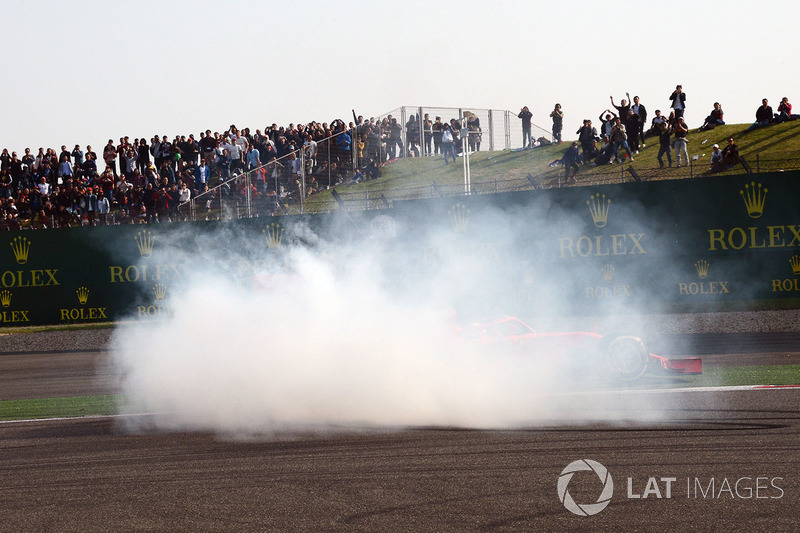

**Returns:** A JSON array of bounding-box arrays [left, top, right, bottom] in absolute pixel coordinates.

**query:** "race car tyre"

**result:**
[[605, 336, 648, 381]]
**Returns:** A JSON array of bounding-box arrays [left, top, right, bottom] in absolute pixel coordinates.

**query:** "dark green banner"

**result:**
[[2, 171, 799, 325]]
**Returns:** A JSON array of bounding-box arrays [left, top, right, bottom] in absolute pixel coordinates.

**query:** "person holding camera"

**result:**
[[518, 106, 533, 148], [669, 85, 686, 119]]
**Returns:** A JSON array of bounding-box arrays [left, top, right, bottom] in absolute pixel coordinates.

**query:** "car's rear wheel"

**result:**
[[605, 336, 648, 381]]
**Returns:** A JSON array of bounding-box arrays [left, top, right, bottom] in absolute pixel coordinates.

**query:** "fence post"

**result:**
[[488, 110, 494, 152], [300, 149, 305, 215], [400, 106, 407, 159], [244, 172, 253, 218], [418, 106, 426, 157], [505, 111, 511, 150]]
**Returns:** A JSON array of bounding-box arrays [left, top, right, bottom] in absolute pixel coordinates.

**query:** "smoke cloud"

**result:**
[[111, 203, 681, 435]]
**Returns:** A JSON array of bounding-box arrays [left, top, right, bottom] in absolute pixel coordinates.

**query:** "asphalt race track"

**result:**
[[0, 349, 798, 532]]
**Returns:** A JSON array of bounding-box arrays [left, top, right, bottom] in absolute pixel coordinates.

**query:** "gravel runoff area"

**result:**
[[2, 309, 800, 353]]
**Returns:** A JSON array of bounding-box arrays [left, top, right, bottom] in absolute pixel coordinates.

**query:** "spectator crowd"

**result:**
[[0, 111, 489, 230], [2, 87, 798, 230], [520, 86, 799, 182]]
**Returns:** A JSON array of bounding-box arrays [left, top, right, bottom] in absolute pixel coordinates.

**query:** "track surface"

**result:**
[[1, 350, 799, 532]]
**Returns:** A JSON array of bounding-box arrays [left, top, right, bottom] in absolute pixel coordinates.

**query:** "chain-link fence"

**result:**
[[176, 106, 556, 219]]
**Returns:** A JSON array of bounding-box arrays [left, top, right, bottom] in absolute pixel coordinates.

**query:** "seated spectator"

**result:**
[[364, 157, 381, 180], [596, 135, 615, 165], [721, 137, 740, 167], [699, 102, 725, 131], [709, 144, 725, 173], [775, 97, 799, 122], [745, 99, 774, 131]]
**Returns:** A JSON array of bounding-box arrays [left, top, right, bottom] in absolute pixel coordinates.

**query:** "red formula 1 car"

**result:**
[[460, 316, 701, 381]]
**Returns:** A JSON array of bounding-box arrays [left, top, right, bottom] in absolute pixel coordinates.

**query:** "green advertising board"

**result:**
[[1, 171, 799, 326]]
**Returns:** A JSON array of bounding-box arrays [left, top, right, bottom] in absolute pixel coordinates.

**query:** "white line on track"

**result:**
[[0, 413, 155, 425], [1, 386, 798, 425], [573, 384, 800, 395]]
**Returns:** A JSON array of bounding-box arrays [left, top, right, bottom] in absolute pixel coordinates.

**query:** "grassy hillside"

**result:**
[[301, 121, 800, 213]]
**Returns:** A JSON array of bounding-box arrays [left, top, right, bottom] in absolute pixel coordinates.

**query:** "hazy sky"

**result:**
[[4, 0, 798, 152]]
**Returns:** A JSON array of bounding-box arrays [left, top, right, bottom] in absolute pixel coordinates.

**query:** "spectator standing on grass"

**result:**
[[656, 122, 673, 168], [406, 115, 420, 157], [432, 116, 444, 155], [610, 94, 631, 125], [669, 85, 686, 119], [577, 119, 598, 163], [422, 113, 433, 155], [631, 95, 647, 147], [746, 99, 774, 131], [519, 106, 533, 148], [550, 104, 563, 143], [441, 123, 456, 164], [610, 117, 634, 163], [625, 109, 641, 153], [673, 116, 689, 167], [389, 117, 402, 159], [563, 142, 580, 184]]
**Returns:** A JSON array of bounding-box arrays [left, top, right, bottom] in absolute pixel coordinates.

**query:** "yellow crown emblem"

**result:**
[[10, 236, 31, 264], [695, 260, 710, 279], [587, 194, 611, 228], [448, 203, 469, 235], [740, 182, 767, 219], [263, 223, 284, 249], [76, 286, 90, 305], [790, 255, 800, 276], [0, 290, 11, 308], [601, 264, 615, 282], [153, 283, 167, 301], [134, 230, 155, 257]]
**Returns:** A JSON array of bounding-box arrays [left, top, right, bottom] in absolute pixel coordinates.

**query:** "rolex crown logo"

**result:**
[[587, 194, 611, 228], [153, 283, 167, 301], [601, 264, 615, 282], [790, 255, 800, 276], [76, 286, 90, 305], [448, 203, 469, 235], [0, 290, 11, 308], [695, 259, 710, 279], [10, 236, 31, 264], [740, 181, 767, 219], [263, 223, 284, 249], [134, 230, 155, 257]]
